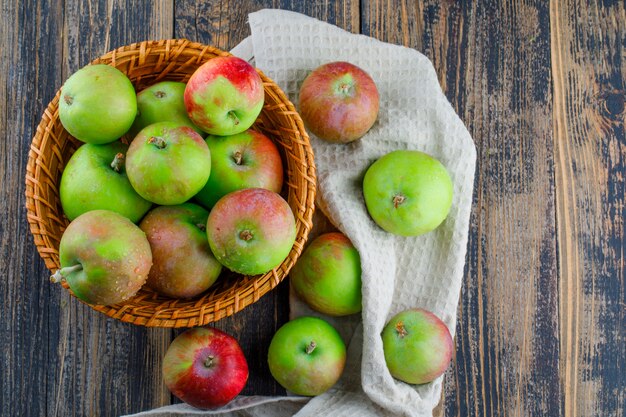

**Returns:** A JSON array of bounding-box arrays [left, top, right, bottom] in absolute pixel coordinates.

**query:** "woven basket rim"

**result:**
[[25, 39, 316, 327]]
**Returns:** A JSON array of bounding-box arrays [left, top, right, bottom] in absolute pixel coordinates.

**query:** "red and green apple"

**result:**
[[299, 61, 379, 143], [184, 56, 264, 136], [195, 129, 283, 209]]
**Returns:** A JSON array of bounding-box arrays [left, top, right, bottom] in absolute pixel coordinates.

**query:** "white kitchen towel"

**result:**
[[124, 8, 475, 417]]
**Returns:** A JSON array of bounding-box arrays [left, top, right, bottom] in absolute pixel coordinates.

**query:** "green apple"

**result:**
[[59, 64, 137, 144], [382, 308, 453, 384], [59, 141, 151, 222], [363, 150, 453, 236], [50, 210, 152, 306], [290, 232, 362, 316], [195, 129, 283, 209], [139, 204, 222, 299], [126, 121, 211, 205], [267, 316, 346, 396], [129, 81, 204, 138]]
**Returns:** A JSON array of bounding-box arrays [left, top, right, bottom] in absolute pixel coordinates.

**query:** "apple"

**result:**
[[206, 188, 296, 276], [363, 150, 453, 236], [290, 232, 362, 316], [59, 64, 137, 144], [381, 308, 453, 384], [59, 141, 152, 223], [184, 56, 264, 136], [126, 121, 211, 205], [267, 316, 346, 396], [139, 203, 222, 299], [298, 61, 379, 143], [194, 129, 283, 209], [50, 210, 152, 305], [163, 327, 248, 409], [129, 81, 204, 138]]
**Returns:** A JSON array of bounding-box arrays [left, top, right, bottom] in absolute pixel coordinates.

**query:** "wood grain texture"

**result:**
[[363, 1, 561, 416], [2, 0, 624, 416], [550, 1, 626, 417]]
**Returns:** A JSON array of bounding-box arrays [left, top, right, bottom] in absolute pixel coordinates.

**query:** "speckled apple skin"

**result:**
[[184, 56, 264, 136], [163, 327, 248, 409], [381, 308, 454, 384], [57, 210, 152, 305], [206, 188, 296, 276], [290, 232, 362, 316]]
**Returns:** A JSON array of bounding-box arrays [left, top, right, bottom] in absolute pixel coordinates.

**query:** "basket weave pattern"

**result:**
[[25, 39, 316, 327]]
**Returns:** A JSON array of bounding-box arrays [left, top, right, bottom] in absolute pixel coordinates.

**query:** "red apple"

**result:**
[[206, 188, 296, 276], [163, 327, 248, 409], [299, 61, 379, 143], [195, 129, 284, 209], [184, 56, 264, 136]]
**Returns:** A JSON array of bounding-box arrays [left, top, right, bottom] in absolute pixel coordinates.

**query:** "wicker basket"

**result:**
[[25, 39, 316, 327]]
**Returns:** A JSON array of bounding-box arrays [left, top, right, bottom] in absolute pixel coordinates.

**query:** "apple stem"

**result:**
[[50, 264, 83, 283], [232, 151, 243, 165], [204, 355, 214, 368], [228, 111, 240, 126], [395, 321, 408, 338], [63, 94, 74, 105], [305, 341, 317, 355], [196, 223, 206, 231], [239, 230, 253, 241], [154, 90, 166, 98], [148, 136, 167, 149], [392, 194, 406, 209], [110, 152, 125, 172]]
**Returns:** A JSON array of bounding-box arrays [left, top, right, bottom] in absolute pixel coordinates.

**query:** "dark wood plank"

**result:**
[[1, 1, 64, 416], [172, 0, 359, 397], [45, 2, 175, 416], [361, 1, 560, 416], [550, 1, 625, 417]]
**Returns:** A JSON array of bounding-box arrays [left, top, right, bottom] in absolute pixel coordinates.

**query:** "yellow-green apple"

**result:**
[[194, 129, 283, 208], [363, 150, 453, 236], [126, 121, 211, 205], [299, 61, 379, 143], [59, 141, 152, 223], [50, 210, 152, 305], [267, 316, 346, 396], [129, 81, 204, 137], [381, 308, 453, 384], [139, 204, 222, 299], [59, 64, 137, 144], [163, 327, 248, 409], [184, 56, 264, 136], [290, 232, 362, 316], [206, 188, 296, 275]]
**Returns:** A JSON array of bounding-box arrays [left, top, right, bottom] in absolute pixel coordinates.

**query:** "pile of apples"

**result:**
[[50, 55, 456, 409]]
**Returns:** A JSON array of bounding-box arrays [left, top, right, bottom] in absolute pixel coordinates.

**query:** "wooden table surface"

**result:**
[[2, 1, 624, 416]]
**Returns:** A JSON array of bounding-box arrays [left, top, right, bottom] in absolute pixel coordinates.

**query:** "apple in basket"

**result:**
[[382, 308, 453, 384], [129, 81, 205, 138], [59, 141, 152, 223], [126, 121, 212, 205], [139, 203, 222, 299], [184, 56, 265, 136], [206, 188, 296, 276], [163, 327, 249, 409], [195, 129, 284, 209], [268, 316, 346, 396], [298, 61, 379, 143], [363, 150, 453, 236], [59, 64, 137, 145], [290, 232, 362, 316], [50, 210, 152, 306]]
